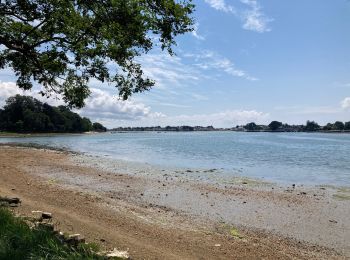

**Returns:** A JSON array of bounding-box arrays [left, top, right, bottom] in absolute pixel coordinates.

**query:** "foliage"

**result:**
[[322, 123, 333, 131], [0, 0, 194, 108], [345, 122, 350, 130], [333, 121, 345, 131], [230, 227, 243, 239], [244, 122, 261, 131], [0, 95, 106, 133], [92, 122, 107, 132], [304, 120, 320, 132], [0, 206, 109, 259], [268, 121, 282, 131], [240, 120, 350, 132]]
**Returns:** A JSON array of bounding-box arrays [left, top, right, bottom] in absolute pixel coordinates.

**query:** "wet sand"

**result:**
[[0, 145, 349, 259]]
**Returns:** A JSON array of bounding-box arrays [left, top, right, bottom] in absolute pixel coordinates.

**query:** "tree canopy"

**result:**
[[304, 120, 320, 132], [0, 94, 106, 133], [244, 122, 261, 131], [268, 121, 282, 131], [0, 0, 194, 108]]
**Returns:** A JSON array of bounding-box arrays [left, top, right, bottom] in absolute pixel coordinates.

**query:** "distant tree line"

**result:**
[[0, 95, 106, 133], [111, 125, 215, 132], [242, 120, 350, 132]]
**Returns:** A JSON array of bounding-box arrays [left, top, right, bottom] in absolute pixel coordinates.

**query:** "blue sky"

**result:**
[[1, 0, 350, 127]]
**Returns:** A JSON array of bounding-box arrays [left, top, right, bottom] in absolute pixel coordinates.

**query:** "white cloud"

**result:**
[[0, 81, 64, 107], [192, 23, 205, 40], [0, 82, 25, 107], [190, 50, 258, 81], [341, 97, 350, 109], [137, 52, 200, 90], [191, 93, 209, 101], [204, 0, 235, 13], [240, 0, 273, 33], [0, 82, 164, 127], [79, 88, 164, 122], [274, 105, 342, 115], [157, 103, 191, 108], [203, 0, 272, 33], [136, 50, 258, 101], [129, 109, 269, 128]]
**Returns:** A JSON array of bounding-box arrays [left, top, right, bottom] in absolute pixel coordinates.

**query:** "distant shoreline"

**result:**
[[109, 129, 350, 134], [1, 130, 350, 138], [0, 131, 104, 138]]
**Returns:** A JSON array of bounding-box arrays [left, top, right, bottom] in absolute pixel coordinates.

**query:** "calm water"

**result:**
[[1, 132, 350, 186]]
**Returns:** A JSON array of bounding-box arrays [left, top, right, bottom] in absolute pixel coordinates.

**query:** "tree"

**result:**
[[0, 109, 4, 130], [0, 94, 105, 133], [92, 122, 107, 132], [345, 122, 350, 130], [81, 117, 93, 132], [333, 121, 345, 131], [304, 120, 320, 132], [323, 123, 333, 131], [244, 122, 261, 131], [268, 121, 282, 131], [0, 1, 194, 108]]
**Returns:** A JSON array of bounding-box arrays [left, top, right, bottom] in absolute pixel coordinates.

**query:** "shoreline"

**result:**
[[0, 132, 104, 138], [1, 139, 349, 188], [0, 145, 349, 259]]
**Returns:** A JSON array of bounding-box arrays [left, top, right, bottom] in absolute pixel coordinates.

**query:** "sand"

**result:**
[[0, 145, 349, 259]]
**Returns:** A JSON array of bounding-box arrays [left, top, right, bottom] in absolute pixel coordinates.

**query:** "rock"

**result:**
[[38, 223, 54, 232], [105, 248, 130, 259], [42, 212, 52, 219], [66, 234, 85, 246], [0, 197, 21, 204], [57, 231, 65, 240]]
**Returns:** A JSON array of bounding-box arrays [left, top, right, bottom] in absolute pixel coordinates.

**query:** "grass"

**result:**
[[0, 207, 115, 260], [219, 222, 244, 240], [229, 227, 244, 239]]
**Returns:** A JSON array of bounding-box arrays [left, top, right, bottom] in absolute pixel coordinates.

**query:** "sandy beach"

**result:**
[[0, 145, 349, 259]]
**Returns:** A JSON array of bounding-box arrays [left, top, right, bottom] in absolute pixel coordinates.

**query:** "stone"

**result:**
[[42, 212, 52, 219], [38, 223, 54, 232], [0, 197, 21, 204], [105, 248, 130, 259], [65, 234, 85, 246]]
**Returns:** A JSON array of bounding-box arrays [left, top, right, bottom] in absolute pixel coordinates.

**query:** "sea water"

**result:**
[[1, 131, 350, 186]]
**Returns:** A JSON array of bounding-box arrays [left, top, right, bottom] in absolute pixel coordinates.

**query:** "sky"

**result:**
[[1, 0, 350, 128]]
